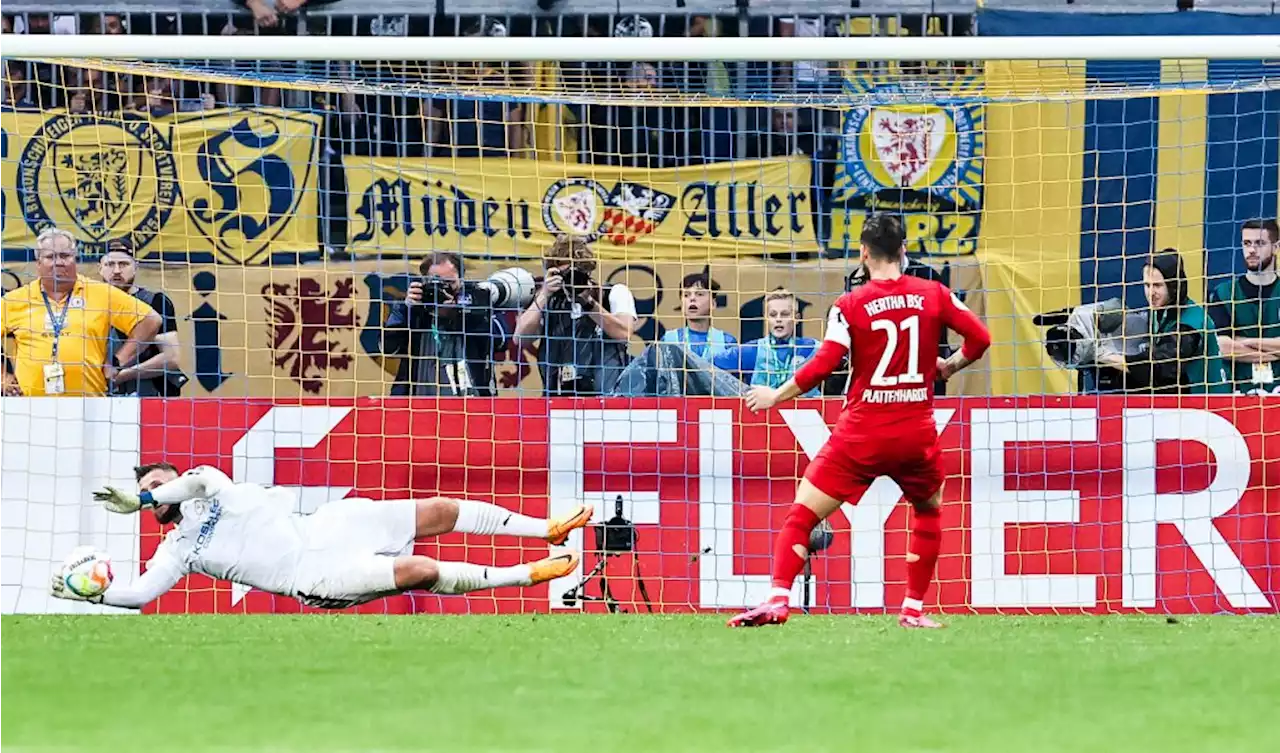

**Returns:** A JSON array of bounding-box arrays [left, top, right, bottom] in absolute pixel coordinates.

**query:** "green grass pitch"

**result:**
[[3, 614, 1277, 753]]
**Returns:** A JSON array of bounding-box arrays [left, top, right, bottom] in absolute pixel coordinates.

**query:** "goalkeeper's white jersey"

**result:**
[[157, 467, 306, 596]]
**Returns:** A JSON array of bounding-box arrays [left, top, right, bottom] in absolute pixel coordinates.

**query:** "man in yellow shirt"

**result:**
[[2, 229, 163, 396]]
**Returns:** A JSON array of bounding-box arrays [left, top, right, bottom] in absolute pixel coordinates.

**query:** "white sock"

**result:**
[[902, 597, 924, 613], [452, 499, 547, 539], [429, 561, 533, 595]]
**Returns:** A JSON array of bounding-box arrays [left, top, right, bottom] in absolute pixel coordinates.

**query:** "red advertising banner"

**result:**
[[137, 397, 1280, 615]]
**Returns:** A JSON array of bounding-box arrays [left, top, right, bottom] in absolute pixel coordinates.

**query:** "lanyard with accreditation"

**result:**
[[40, 288, 73, 395]]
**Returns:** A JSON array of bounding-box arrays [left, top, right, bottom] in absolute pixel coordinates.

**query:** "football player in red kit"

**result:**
[[728, 213, 991, 629]]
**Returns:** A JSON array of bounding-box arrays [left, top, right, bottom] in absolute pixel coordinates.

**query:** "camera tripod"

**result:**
[[561, 496, 653, 613]]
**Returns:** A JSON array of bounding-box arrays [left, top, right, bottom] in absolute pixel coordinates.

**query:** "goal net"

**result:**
[[1, 33, 1277, 616]]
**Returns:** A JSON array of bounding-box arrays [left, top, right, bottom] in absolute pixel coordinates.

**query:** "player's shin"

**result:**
[[429, 560, 534, 594], [448, 498, 593, 544], [903, 506, 943, 612], [768, 504, 821, 601], [450, 499, 548, 538]]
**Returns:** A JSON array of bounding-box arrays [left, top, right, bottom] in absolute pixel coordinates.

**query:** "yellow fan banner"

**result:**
[[1, 108, 321, 264], [343, 156, 821, 261]]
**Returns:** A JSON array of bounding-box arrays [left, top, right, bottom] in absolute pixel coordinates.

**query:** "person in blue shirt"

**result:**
[[660, 271, 737, 359], [714, 288, 820, 395]]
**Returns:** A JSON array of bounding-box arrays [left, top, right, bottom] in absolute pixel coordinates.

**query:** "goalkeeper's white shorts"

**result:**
[[293, 498, 417, 609]]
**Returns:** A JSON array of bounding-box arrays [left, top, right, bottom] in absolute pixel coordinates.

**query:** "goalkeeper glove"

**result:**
[[94, 486, 142, 515], [49, 571, 102, 604]]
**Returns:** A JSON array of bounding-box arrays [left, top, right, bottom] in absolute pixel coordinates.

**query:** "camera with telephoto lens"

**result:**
[[419, 267, 536, 310], [476, 267, 536, 310]]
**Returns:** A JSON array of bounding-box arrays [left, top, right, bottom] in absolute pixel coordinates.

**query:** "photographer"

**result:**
[[382, 251, 521, 397], [514, 235, 637, 396], [1096, 250, 1231, 394]]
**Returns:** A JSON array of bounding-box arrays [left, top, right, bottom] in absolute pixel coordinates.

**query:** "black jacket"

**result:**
[[381, 288, 508, 396], [537, 287, 632, 397], [109, 286, 186, 396]]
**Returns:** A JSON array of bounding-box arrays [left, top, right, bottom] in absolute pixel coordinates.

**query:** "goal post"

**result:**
[[5, 32, 1280, 60], [1, 32, 1277, 616]]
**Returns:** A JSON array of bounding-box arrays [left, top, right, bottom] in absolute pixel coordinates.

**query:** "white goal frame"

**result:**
[[3, 33, 1279, 62]]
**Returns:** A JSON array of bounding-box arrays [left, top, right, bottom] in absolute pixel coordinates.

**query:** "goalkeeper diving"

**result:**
[[50, 463, 592, 609]]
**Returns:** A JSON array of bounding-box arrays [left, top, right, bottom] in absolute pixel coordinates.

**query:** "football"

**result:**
[[62, 546, 113, 599]]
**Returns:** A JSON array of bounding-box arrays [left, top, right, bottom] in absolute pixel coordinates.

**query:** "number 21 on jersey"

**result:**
[[870, 316, 923, 386]]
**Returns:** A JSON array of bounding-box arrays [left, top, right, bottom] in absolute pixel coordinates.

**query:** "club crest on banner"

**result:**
[[601, 182, 676, 245], [842, 105, 978, 198], [545, 178, 606, 236], [542, 178, 675, 245], [183, 110, 320, 264], [16, 114, 179, 254], [833, 76, 985, 256]]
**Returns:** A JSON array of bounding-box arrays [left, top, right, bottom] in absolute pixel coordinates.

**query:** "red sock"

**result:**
[[770, 505, 820, 597], [905, 509, 943, 604]]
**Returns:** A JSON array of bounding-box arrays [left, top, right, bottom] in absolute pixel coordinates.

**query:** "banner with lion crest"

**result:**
[[1, 108, 321, 264], [831, 71, 986, 257], [344, 156, 820, 261]]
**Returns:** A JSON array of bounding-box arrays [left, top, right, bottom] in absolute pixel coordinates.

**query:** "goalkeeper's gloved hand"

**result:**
[[49, 571, 102, 604], [94, 486, 141, 515]]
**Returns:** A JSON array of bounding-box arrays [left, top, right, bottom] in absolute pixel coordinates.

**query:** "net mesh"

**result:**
[[18, 57, 1280, 106], [1, 53, 1277, 616]]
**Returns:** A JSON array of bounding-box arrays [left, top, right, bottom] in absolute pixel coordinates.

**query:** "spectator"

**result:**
[[660, 271, 737, 360], [70, 67, 122, 113], [663, 16, 733, 166], [2, 61, 39, 111], [514, 235, 637, 396], [1097, 250, 1230, 394], [683, 17, 731, 96], [714, 288, 819, 394], [243, 0, 280, 28], [84, 13, 126, 35], [214, 24, 284, 108], [769, 108, 800, 156], [381, 252, 509, 397], [14, 13, 52, 35], [130, 76, 214, 116], [776, 16, 827, 93], [1208, 219, 1280, 394], [448, 51, 528, 158], [237, 0, 343, 28], [99, 239, 186, 396], [1, 229, 162, 397]]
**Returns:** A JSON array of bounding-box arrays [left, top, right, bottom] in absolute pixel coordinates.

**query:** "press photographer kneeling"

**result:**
[[514, 235, 637, 396], [382, 251, 533, 396], [1094, 251, 1231, 394]]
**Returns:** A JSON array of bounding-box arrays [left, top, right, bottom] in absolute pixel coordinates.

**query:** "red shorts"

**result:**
[[803, 432, 944, 504]]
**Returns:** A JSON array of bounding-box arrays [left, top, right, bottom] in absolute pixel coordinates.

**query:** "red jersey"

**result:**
[[793, 275, 990, 438]]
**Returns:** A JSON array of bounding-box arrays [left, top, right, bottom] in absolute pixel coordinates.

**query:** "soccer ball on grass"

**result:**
[[62, 546, 114, 599]]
